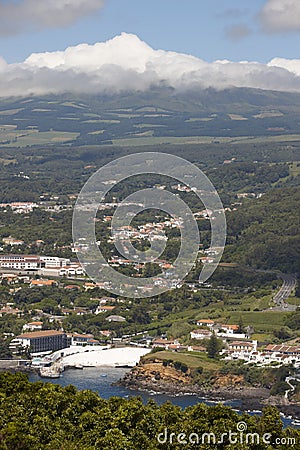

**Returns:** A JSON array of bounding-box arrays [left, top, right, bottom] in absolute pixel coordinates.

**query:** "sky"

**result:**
[[0, 0, 299, 96]]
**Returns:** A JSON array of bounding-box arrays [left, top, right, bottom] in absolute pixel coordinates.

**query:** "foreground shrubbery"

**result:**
[[0, 372, 299, 449]]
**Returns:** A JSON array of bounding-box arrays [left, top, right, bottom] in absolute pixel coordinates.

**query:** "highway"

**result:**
[[272, 274, 298, 311]]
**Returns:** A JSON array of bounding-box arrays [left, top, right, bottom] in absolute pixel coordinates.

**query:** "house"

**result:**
[[0, 202, 38, 213], [197, 319, 215, 328], [64, 284, 81, 291], [200, 257, 214, 264], [190, 329, 212, 340], [1, 273, 18, 284], [220, 324, 239, 334], [59, 265, 84, 277], [73, 307, 90, 316], [152, 339, 178, 349], [0, 306, 23, 317], [23, 321, 43, 332], [168, 343, 188, 352], [216, 324, 247, 339], [264, 344, 300, 357], [2, 237, 24, 246], [98, 297, 116, 304], [105, 315, 126, 323], [95, 305, 116, 314], [100, 330, 111, 338], [188, 345, 206, 352], [9, 330, 67, 354], [30, 279, 57, 288], [228, 340, 257, 353], [67, 333, 99, 346]]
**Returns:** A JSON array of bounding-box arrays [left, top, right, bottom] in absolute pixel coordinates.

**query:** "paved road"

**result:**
[[272, 274, 298, 311], [285, 376, 300, 399]]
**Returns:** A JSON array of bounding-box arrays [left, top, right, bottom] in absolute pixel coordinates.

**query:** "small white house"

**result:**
[[196, 319, 215, 328], [22, 321, 43, 332], [190, 329, 212, 340]]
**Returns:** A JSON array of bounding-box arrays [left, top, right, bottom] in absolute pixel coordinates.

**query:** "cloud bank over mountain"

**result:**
[[0, 33, 300, 97]]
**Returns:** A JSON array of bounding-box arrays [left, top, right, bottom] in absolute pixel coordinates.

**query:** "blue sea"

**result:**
[[29, 367, 298, 428]]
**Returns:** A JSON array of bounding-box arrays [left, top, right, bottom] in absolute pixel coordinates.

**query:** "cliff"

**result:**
[[119, 357, 267, 399]]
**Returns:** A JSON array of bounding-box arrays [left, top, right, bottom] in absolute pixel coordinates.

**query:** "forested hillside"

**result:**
[[225, 187, 300, 272]]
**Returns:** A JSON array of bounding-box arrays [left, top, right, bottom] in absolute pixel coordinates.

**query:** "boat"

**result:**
[[101, 374, 107, 377]]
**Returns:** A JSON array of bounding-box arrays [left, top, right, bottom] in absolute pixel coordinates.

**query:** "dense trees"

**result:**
[[225, 187, 300, 272], [0, 372, 298, 449]]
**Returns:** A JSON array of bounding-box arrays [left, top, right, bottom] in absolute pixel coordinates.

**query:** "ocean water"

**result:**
[[28, 367, 297, 427], [29, 366, 227, 409]]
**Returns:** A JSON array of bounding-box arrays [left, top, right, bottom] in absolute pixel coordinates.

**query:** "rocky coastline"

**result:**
[[117, 359, 300, 419]]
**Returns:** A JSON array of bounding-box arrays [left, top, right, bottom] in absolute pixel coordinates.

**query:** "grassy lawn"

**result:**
[[228, 311, 288, 331], [251, 333, 274, 342], [144, 350, 222, 371]]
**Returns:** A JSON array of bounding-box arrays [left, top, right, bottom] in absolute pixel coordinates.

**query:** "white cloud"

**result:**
[[0, 0, 105, 36], [259, 0, 300, 32], [268, 57, 300, 76], [0, 33, 300, 97]]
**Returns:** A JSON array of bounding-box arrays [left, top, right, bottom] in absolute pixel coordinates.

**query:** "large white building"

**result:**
[[9, 330, 67, 354], [0, 255, 40, 270], [40, 256, 70, 268], [0, 255, 71, 271]]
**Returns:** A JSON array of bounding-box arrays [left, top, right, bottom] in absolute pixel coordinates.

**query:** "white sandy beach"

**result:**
[[59, 346, 150, 368]]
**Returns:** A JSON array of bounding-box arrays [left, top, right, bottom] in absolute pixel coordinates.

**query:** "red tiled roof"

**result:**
[[31, 279, 56, 286], [19, 330, 65, 339]]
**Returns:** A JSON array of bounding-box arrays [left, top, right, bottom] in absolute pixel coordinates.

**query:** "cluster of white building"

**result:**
[[0, 254, 84, 277], [110, 216, 183, 246], [191, 319, 248, 340], [190, 319, 300, 368], [224, 343, 300, 368], [0, 202, 38, 213]]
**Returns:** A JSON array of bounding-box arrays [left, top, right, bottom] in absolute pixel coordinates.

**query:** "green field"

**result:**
[[0, 108, 24, 116], [111, 134, 300, 147], [144, 350, 222, 370], [228, 311, 287, 331], [1, 130, 79, 147]]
